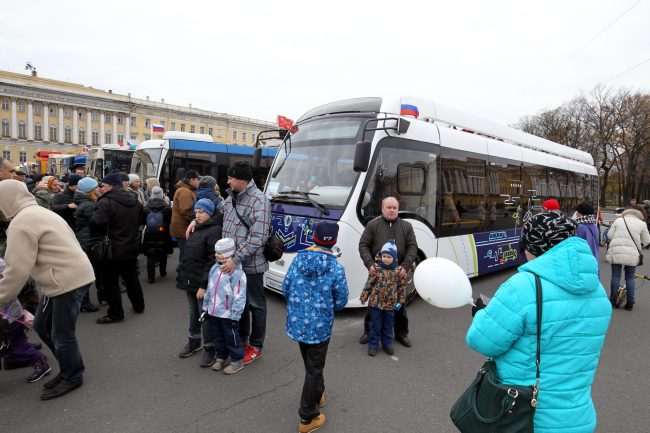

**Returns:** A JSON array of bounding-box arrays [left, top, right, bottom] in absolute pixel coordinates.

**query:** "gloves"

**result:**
[[471, 298, 486, 317]]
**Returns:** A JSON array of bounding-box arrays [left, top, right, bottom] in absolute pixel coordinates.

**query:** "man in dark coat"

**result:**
[[358, 197, 418, 347], [51, 174, 83, 229], [90, 170, 146, 324]]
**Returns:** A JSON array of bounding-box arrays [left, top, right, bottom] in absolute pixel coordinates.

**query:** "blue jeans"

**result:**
[[368, 307, 395, 350], [33, 285, 88, 386], [186, 291, 212, 347], [177, 238, 187, 260], [210, 316, 243, 362], [610, 264, 636, 303], [239, 273, 266, 349]]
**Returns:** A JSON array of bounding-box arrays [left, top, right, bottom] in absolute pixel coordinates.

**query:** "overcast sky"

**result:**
[[2, 0, 649, 126]]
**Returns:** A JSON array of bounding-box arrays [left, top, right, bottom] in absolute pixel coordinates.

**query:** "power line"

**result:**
[[496, 0, 644, 120], [605, 58, 650, 83]]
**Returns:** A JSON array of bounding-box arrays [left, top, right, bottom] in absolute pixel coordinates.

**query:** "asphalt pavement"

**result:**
[[1, 245, 649, 433]]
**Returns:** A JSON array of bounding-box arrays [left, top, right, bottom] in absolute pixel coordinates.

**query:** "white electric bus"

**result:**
[[85, 143, 136, 179], [257, 96, 598, 307], [131, 131, 277, 197]]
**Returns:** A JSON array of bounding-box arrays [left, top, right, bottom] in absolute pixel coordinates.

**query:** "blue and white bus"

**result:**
[[132, 131, 277, 197], [258, 96, 598, 307]]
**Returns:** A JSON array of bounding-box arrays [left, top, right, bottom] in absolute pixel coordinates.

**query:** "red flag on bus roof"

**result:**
[[277, 115, 294, 130]]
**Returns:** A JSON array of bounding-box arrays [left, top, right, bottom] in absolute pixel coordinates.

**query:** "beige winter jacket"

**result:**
[[606, 208, 650, 267], [0, 180, 95, 305]]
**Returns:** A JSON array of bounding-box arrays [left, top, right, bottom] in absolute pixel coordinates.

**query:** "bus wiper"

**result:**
[[271, 136, 292, 178], [275, 190, 330, 215]]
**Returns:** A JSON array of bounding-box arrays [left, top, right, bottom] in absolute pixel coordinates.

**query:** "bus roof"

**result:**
[[136, 138, 277, 157], [163, 131, 213, 142]]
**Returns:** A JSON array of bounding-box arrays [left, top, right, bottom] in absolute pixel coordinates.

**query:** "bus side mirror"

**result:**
[[252, 147, 262, 169], [353, 140, 371, 172]]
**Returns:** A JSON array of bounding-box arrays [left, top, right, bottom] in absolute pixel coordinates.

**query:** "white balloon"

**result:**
[[414, 258, 474, 308]]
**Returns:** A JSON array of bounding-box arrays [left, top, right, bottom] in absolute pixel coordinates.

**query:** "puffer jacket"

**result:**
[[606, 208, 650, 266], [142, 197, 172, 256], [176, 217, 222, 293], [202, 263, 246, 320], [360, 267, 406, 310], [32, 187, 53, 209], [282, 246, 348, 344], [466, 237, 611, 433], [170, 180, 196, 238], [73, 190, 101, 249]]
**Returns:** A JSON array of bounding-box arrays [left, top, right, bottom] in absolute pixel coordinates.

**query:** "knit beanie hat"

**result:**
[[542, 199, 560, 211], [194, 198, 215, 216], [378, 240, 398, 270], [215, 238, 236, 258], [128, 174, 140, 184], [67, 174, 83, 186], [313, 221, 339, 247], [521, 210, 577, 257], [78, 177, 99, 193], [101, 169, 122, 187], [119, 172, 129, 183], [199, 175, 217, 189], [228, 160, 253, 181], [151, 186, 164, 200]]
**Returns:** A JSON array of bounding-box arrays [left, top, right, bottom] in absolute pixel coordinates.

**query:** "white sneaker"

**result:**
[[223, 360, 243, 375]]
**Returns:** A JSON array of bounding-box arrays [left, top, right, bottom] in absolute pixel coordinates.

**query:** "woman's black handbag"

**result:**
[[85, 224, 113, 262], [450, 274, 543, 433]]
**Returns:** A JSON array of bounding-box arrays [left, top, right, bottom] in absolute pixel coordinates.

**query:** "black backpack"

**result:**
[[146, 211, 164, 232]]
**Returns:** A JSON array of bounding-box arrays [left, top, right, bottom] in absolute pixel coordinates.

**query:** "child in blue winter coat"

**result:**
[[282, 221, 348, 433], [200, 238, 247, 375], [360, 240, 407, 356]]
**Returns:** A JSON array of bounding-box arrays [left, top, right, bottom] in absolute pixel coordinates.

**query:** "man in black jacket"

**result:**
[[52, 174, 83, 229], [358, 197, 418, 347], [90, 170, 146, 324]]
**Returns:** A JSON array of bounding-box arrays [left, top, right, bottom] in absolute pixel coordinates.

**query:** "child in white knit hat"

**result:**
[[202, 238, 247, 374]]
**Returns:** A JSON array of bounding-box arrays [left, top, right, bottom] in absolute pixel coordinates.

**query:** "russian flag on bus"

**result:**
[[152, 124, 165, 133], [400, 104, 419, 118]]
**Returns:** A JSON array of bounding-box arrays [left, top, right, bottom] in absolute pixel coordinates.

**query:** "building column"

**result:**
[[87, 110, 92, 145], [27, 100, 34, 141], [99, 112, 105, 146], [72, 107, 79, 145], [43, 103, 49, 142], [112, 112, 117, 143], [58, 106, 64, 144], [125, 113, 130, 143], [10, 98, 17, 139]]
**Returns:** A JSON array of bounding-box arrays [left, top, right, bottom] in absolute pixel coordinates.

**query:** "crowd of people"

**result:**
[[1, 152, 649, 432]]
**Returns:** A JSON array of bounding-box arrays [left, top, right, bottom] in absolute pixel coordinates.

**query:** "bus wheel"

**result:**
[[404, 255, 422, 305]]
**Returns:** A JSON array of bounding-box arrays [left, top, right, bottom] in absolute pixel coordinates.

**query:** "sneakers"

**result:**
[[299, 414, 325, 433], [200, 347, 217, 367], [383, 346, 395, 356], [27, 357, 52, 383], [319, 393, 326, 407], [243, 347, 262, 365], [212, 358, 227, 371], [178, 337, 202, 358], [368, 348, 378, 356], [223, 360, 244, 374]]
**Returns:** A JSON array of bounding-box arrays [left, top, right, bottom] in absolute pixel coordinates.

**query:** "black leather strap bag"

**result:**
[[449, 274, 542, 433], [232, 203, 283, 262]]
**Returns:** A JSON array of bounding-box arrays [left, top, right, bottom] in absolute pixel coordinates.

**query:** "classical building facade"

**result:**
[[0, 69, 275, 167]]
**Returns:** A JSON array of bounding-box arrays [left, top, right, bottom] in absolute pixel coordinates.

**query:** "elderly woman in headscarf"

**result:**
[[466, 211, 611, 433]]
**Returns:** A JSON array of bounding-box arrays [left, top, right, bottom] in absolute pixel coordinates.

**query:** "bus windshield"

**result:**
[[134, 148, 162, 183], [266, 117, 366, 209]]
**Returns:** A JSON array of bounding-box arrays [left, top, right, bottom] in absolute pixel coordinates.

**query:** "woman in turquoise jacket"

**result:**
[[466, 211, 612, 433]]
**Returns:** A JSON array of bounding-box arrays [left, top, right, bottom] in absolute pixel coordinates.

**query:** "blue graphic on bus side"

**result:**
[[473, 228, 522, 274], [270, 213, 328, 254]]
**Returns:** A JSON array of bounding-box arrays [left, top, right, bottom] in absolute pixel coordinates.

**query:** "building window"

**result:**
[[232, 130, 237, 141], [217, 129, 222, 138], [180, 124, 185, 132], [49, 106, 57, 117], [105, 113, 111, 124], [200, 126, 205, 134], [79, 128, 86, 144], [91, 111, 99, 121], [19, 151, 27, 163], [92, 130, 99, 145], [78, 111, 85, 120], [65, 126, 72, 143], [64, 109, 71, 118], [144, 133, 151, 140], [170, 122, 175, 130], [160, 120, 165, 127], [130, 134, 137, 140], [105, 132, 112, 143], [208, 127, 213, 136], [1, 119, 9, 137], [190, 125, 195, 133], [18, 101, 25, 113], [34, 104, 42, 116], [18, 121, 26, 139], [1, 99, 8, 111], [145, 118, 151, 128], [117, 115, 123, 125], [242, 132, 247, 142], [251, 133, 255, 143], [117, 133, 124, 143], [50, 125, 57, 141], [130, 116, 136, 127], [2, 151, 10, 160], [34, 123, 42, 140]]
